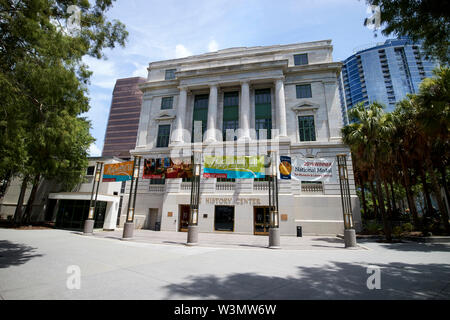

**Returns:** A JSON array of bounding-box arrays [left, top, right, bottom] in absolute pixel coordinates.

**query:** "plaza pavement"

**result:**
[[0, 228, 449, 300]]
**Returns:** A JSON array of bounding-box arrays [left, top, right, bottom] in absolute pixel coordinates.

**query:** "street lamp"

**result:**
[[336, 153, 357, 248], [187, 151, 201, 246], [83, 161, 103, 235], [268, 151, 280, 249], [123, 155, 142, 239]]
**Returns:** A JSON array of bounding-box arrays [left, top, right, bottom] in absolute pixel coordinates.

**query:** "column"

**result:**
[[275, 78, 287, 137], [173, 86, 188, 143], [206, 83, 218, 142], [239, 80, 250, 140]]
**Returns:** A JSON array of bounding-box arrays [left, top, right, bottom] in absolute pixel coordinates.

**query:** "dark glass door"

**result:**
[[214, 206, 234, 231], [179, 205, 190, 232], [254, 206, 270, 235]]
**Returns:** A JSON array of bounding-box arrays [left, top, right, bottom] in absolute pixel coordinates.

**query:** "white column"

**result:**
[[206, 83, 218, 142], [239, 80, 251, 140], [173, 86, 188, 143], [275, 78, 287, 137]]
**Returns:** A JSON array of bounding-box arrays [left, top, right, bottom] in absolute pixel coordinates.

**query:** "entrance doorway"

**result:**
[[214, 206, 234, 232], [254, 206, 270, 235], [179, 204, 190, 232], [145, 208, 158, 230]]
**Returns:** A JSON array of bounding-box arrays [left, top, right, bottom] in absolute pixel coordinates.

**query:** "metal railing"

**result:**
[[148, 185, 166, 193], [301, 183, 324, 193], [253, 181, 269, 191], [216, 182, 235, 191]]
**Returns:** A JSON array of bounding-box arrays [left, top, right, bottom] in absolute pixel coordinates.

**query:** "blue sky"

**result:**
[[84, 0, 389, 156]]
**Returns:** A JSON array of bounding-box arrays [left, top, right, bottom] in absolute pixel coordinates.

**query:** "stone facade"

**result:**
[[122, 40, 361, 236]]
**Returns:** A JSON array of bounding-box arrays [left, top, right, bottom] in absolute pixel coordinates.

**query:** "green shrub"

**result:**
[[364, 220, 383, 234], [393, 226, 403, 237], [402, 222, 413, 233]]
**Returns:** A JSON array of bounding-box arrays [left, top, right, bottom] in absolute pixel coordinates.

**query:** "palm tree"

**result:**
[[414, 67, 450, 233], [342, 102, 393, 242]]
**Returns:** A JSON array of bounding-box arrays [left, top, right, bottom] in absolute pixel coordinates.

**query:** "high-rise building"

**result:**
[[102, 77, 146, 158], [340, 38, 438, 124]]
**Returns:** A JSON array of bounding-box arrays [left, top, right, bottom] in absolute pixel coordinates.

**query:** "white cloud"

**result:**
[[83, 56, 117, 77], [131, 62, 148, 77], [208, 39, 219, 52], [88, 143, 102, 157], [175, 44, 192, 58]]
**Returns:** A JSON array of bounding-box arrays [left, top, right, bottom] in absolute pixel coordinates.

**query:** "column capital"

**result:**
[[178, 85, 189, 91], [208, 82, 219, 88], [240, 80, 250, 86], [274, 76, 285, 83]]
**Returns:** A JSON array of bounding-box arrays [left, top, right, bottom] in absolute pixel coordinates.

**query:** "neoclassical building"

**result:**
[[120, 40, 361, 235]]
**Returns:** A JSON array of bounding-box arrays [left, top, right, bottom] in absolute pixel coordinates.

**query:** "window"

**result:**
[[150, 178, 165, 185], [165, 69, 176, 80], [86, 166, 95, 176], [192, 94, 209, 142], [294, 53, 308, 66], [161, 96, 173, 110], [296, 84, 312, 98], [223, 92, 239, 141], [156, 124, 170, 147], [217, 178, 236, 182], [298, 115, 316, 141], [254, 89, 272, 139]]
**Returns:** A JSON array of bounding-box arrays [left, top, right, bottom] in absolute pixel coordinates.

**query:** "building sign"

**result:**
[[143, 158, 193, 179], [203, 156, 265, 179], [201, 197, 262, 205], [278, 156, 336, 182], [102, 161, 134, 182]]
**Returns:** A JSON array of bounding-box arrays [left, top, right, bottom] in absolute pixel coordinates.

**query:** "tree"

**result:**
[[0, 0, 128, 224], [366, 0, 450, 64], [342, 102, 393, 241]]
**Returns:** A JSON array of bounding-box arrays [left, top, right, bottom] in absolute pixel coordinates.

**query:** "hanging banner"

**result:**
[[203, 155, 265, 179], [102, 161, 134, 182], [278, 156, 336, 182], [143, 157, 193, 179]]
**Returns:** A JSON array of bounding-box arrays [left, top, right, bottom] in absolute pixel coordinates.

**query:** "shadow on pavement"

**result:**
[[0, 240, 43, 268], [162, 261, 450, 300]]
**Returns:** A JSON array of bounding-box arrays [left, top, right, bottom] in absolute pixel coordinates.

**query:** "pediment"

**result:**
[[155, 113, 175, 121], [291, 101, 320, 113]]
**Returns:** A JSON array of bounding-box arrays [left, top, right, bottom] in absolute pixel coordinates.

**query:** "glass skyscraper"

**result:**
[[339, 38, 438, 124]]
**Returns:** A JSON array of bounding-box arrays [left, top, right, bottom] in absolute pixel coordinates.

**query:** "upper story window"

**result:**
[[223, 92, 239, 141], [192, 94, 209, 142], [254, 89, 272, 140], [150, 178, 165, 185], [298, 115, 316, 142], [161, 96, 173, 110], [86, 166, 95, 176], [294, 53, 308, 66], [296, 84, 312, 98], [156, 124, 171, 147], [165, 69, 176, 80]]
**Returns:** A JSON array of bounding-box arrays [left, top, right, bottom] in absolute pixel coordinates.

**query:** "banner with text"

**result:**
[[278, 156, 336, 182], [102, 161, 134, 182], [143, 157, 193, 179], [203, 156, 265, 179]]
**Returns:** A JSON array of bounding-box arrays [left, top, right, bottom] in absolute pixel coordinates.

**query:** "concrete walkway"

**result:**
[[1, 228, 450, 300], [91, 228, 361, 250]]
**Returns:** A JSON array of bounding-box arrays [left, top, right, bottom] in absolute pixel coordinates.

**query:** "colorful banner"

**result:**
[[203, 156, 265, 179], [102, 161, 134, 182], [278, 156, 336, 182], [143, 157, 193, 179]]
